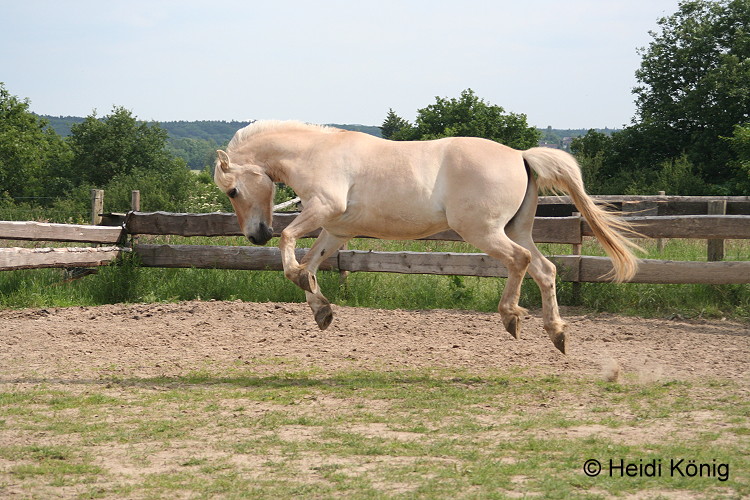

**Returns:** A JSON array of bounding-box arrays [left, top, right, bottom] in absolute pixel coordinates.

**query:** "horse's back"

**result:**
[[318, 134, 529, 239]]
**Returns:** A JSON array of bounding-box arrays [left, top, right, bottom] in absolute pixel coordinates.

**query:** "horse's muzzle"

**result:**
[[248, 222, 273, 246]]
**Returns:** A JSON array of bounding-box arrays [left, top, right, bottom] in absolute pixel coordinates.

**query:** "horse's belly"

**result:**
[[325, 209, 448, 240]]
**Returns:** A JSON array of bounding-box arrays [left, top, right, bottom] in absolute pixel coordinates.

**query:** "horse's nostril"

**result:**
[[259, 223, 273, 239]]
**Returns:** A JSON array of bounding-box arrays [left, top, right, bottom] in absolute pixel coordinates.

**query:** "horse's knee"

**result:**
[[517, 248, 532, 269], [504, 247, 531, 276]]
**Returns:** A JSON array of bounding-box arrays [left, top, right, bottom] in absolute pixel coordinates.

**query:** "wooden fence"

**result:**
[[1, 190, 749, 284]]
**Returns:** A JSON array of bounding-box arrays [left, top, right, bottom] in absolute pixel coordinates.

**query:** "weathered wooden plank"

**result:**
[[126, 212, 581, 244], [135, 244, 337, 271], [0, 221, 124, 243], [126, 212, 322, 239], [133, 243, 750, 284], [533, 217, 581, 244], [0, 246, 126, 271], [126, 212, 241, 237], [581, 215, 750, 239], [134, 244, 581, 280], [578, 256, 750, 284], [539, 195, 750, 203], [338, 250, 508, 277], [338, 251, 581, 281], [537, 195, 750, 216], [622, 200, 660, 216]]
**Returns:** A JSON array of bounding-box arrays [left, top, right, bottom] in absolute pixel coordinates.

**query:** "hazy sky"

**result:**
[[1, 0, 681, 129]]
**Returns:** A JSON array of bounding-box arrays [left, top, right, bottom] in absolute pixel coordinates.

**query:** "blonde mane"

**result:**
[[227, 120, 339, 153]]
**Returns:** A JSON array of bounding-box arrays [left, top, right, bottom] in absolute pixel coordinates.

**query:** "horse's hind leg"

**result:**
[[299, 229, 349, 330], [504, 177, 567, 353], [459, 228, 531, 341], [509, 231, 568, 353]]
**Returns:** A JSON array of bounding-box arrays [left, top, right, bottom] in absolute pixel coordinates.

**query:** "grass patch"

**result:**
[[0, 369, 747, 498]]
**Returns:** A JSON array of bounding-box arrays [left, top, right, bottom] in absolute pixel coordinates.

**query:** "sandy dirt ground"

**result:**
[[1, 301, 749, 498], [1, 300, 748, 383]]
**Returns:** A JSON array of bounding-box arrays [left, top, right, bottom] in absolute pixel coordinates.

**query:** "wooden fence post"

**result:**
[[131, 190, 141, 246], [571, 211, 582, 305], [707, 200, 727, 261], [656, 191, 666, 252], [131, 190, 141, 212], [90, 189, 104, 226]]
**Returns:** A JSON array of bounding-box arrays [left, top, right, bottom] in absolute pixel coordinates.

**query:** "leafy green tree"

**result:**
[[68, 107, 181, 187], [412, 89, 540, 149], [386, 89, 540, 148], [0, 83, 71, 201], [726, 123, 750, 191], [66, 106, 201, 212], [570, 130, 612, 159], [167, 136, 218, 170], [633, 0, 750, 186], [380, 108, 412, 139]]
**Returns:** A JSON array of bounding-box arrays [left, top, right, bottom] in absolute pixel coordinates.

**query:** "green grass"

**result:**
[[0, 369, 747, 498], [1, 236, 748, 319]]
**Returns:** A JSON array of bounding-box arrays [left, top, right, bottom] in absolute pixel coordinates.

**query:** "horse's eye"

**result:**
[[227, 188, 238, 198]]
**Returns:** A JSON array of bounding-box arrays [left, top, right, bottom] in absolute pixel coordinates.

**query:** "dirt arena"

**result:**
[[1, 300, 748, 383]]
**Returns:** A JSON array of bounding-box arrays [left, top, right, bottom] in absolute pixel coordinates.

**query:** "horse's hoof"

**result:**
[[314, 304, 333, 330], [550, 331, 566, 354], [504, 316, 520, 339]]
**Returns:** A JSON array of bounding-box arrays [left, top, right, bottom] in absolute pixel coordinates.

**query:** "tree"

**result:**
[[0, 83, 71, 201], [68, 107, 182, 187], [67, 106, 198, 212], [413, 89, 540, 149], [385, 89, 540, 149], [633, 0, 750, 186], [380, 109, 411, 139], [727, 123, 750, 192]]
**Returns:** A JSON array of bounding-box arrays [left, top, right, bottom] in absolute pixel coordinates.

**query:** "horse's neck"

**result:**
[[251, 132, 315, 187]]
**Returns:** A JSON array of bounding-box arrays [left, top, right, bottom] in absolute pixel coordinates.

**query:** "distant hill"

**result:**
[[41, 115, 86, 137], [39, 115, 381, 141], [37, 115, 617, 168], [38, 116, 384, 169]]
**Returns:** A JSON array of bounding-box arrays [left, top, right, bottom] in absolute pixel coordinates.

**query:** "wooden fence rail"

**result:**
[[131, 244, 750, 285], [1, 192, 750, 284], [0, 246, 127, 271], [125, 212, 583, 244], [535, 194, 750, 216], [0, 220, 124, 244], [124, 211, 750, 243]]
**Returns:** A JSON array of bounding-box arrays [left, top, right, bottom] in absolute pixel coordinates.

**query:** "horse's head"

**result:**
[[215, 150, 275, 245]]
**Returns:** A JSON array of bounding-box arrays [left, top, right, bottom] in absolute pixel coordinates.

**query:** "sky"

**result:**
[[1, 0, 682, 129]]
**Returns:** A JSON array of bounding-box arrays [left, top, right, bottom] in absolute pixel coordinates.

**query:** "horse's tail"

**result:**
[[521, 147, 640, 282]]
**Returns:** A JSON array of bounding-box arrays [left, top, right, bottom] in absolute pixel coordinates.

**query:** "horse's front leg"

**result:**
[[278, 203, 347, 330], [279, 206, 328, 293], [299, 230, 349, 329]]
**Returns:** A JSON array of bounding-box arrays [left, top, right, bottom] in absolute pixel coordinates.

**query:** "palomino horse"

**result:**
[[215, 120, 639, 353]]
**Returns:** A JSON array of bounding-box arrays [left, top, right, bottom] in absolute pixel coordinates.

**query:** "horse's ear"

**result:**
[[217, 150, 230, 172]]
